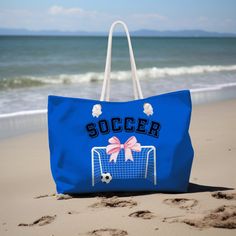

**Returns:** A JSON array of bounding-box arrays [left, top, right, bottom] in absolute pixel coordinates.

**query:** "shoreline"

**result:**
[[1, 68, 236, 115], [1, 85, 236, 139], [0, 98, 235, 235]]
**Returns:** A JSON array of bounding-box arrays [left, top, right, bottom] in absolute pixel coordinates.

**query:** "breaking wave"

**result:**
[[0, 64, 236, 90]]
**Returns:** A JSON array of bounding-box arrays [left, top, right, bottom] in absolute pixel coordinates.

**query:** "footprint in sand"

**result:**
[[163, 198, 198, 210], [88, 228, 128, 236], [128, 210, 154, 220], [212, 192, 236, 200], [90, 196, 137, 208], [18, 215, 56, 227], [182, 205, 236, 229]]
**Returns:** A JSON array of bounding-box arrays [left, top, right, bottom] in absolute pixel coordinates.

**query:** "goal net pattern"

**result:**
[[91, 146, 156, 186]]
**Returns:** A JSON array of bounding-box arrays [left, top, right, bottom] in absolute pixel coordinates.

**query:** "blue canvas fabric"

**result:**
[[48, 90, 194, 194], [47, 21, 194, 194]]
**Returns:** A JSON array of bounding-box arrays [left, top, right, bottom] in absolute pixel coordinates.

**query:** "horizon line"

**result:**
[[0, 28, 236, 37]]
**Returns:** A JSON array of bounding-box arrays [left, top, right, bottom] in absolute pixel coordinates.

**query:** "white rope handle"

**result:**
[[100, 20, 143, 101]]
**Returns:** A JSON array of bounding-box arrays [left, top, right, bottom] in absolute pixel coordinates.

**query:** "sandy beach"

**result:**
[[0, 99, 236, 236]]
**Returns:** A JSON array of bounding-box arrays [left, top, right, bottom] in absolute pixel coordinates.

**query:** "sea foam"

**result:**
[[1, 64, 236, 89]]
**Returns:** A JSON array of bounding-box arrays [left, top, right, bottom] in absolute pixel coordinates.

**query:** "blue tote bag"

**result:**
[[48, 21, 194, 194]]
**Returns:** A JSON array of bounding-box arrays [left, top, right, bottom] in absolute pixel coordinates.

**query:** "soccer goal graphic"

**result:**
[[91, 145, 157, 186]]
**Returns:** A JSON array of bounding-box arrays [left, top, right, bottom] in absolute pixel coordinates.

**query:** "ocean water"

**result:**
[[0, 36, 236, 116]]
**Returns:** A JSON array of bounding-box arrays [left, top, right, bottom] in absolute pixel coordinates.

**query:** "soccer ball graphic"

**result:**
[[101, 172, 112, 184]]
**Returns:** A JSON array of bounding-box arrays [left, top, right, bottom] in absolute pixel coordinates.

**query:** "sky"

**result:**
[[0, 0, 236, 33]]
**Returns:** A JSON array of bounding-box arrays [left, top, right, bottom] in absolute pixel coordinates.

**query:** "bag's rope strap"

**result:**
[[100, 20, 143, 101]]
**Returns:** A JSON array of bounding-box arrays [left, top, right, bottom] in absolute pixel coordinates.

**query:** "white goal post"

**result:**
[[91, 145, 157, 186]]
